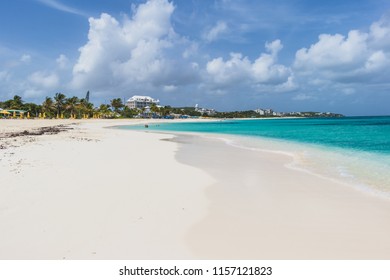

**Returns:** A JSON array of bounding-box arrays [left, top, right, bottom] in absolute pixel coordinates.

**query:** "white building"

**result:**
[[195, 104, 216, 116], [126, 95, 160, 109], [254, 109, 265, 115]]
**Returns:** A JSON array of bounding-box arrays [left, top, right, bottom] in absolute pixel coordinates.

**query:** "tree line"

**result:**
[[0, 94, 202, 119], [1, 94, 342, 119], [0, 94, 140, 119]]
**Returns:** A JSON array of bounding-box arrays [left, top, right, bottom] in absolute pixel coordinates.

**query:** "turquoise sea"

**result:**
[[120, 116, 390, 196]]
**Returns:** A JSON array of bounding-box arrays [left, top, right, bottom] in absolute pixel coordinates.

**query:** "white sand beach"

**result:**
[[0, 119, 213, 259], [1, 119, 390, 259]]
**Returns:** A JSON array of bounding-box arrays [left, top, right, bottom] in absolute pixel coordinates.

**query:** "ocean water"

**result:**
[[120, 116, 390, 196]]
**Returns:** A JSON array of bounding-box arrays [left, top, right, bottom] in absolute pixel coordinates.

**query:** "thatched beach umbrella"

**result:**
[[0, 110, 11, 116], [0, 110, 11, 114]]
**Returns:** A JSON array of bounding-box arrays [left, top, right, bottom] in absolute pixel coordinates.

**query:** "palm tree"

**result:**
[[23, 103, 42, 118], [65, 96, 80, 117], [150, 103, 160, 118], [10, 95, 24, 109], [84, 102, 94, 117], [122, 106, 137, 118], [110, 98, 124, 114], [42, 97, 55, 118], [78, 98, 95, 118], [97, 104, 112, 118], [54, 92, 66, 116], [161, 106, 171, 117]]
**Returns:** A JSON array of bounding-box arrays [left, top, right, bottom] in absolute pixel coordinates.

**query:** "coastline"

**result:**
[[1, 119, 390, 259], [172, 133, 390, 259]]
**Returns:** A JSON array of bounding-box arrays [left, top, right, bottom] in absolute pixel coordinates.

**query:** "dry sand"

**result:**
[[0, 119, 212, 259], [1, 119, 390, 259]]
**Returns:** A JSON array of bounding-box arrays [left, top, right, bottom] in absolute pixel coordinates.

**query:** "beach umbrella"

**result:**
[[27, 112, 30, 118], [0, 110, 11, 115], [13, 111, 16, 118], [43, 112, 46, 118]]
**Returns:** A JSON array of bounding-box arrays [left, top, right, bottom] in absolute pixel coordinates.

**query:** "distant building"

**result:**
[[254, 108, 274, 116], [195, 104, 216, 116], [126, 95, 160, 109], [254, 109, 265, 115]]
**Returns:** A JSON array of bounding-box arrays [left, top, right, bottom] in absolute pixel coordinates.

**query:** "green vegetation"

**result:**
[[0, 94, 343, 119], [1, 94, 106, 119], [214, 110, 261, 118], [213, 111, 344, 118]]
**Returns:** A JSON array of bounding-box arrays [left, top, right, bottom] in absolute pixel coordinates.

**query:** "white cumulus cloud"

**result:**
[[369, 16, 390, 50], [206, 40, 291, 88], [295, 31, 368, 70], [252, 40, 291, 84], [206, 52, 252, 85], [71, 0, 199, 96], [294, 16, 390, 84], [28, 71, 59, 89]]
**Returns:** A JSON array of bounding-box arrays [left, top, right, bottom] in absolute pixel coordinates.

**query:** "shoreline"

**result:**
[[131, 118, 390, 200], [172, 133, 390, 259], [1, 119, 390, 259], [214, 133, 390, 200]]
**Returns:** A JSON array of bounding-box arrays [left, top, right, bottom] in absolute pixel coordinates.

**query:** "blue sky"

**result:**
[[1, 0, 390, 115]]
